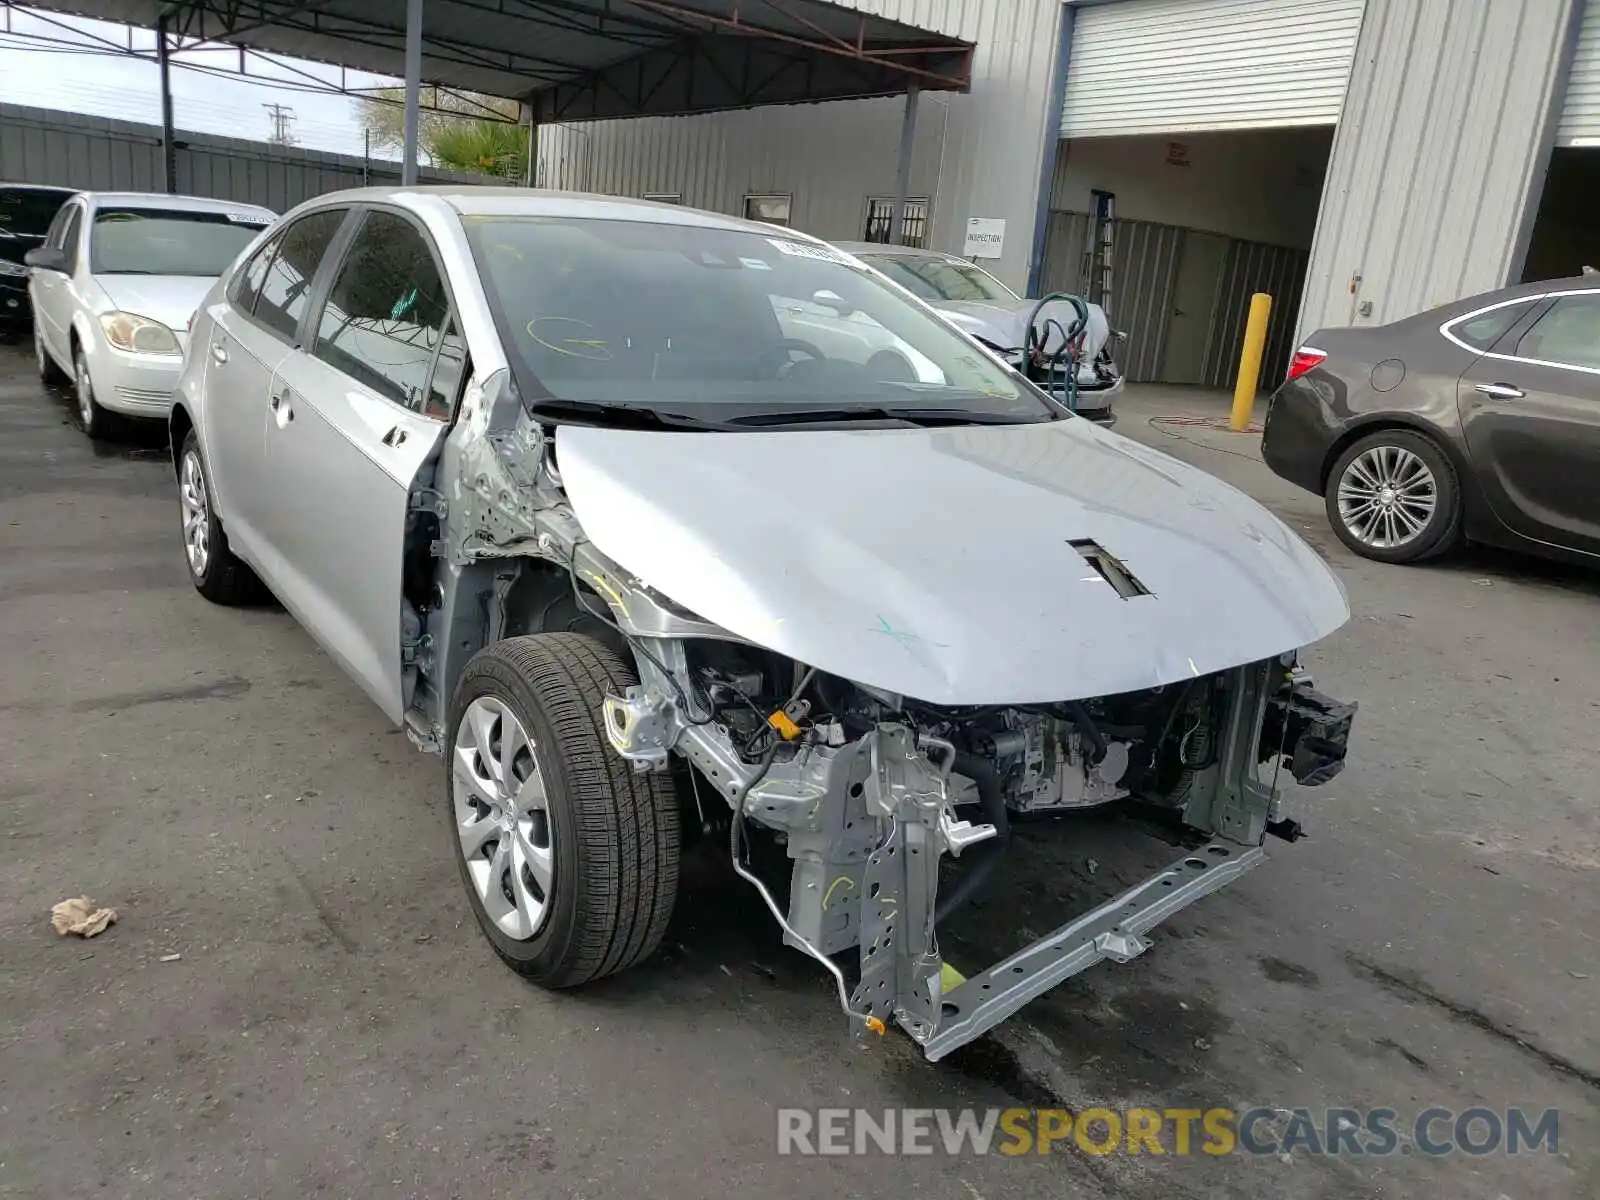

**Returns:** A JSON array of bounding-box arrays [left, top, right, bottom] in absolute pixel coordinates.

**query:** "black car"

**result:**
[[0, 184, 77, 324], [1262, 277, 1600, 567]]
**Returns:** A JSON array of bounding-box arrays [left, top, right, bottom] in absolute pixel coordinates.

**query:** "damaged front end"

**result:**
[[405, 368, 1356, 1060]]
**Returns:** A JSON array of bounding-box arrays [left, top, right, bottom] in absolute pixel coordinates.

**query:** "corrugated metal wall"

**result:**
[[1201, 238, 1307, 388], [0, 103, 493, 212], [1061, 0, 1364, 138], [540, 0, 1066, 292], [1299, 0, 1584, 337], [1040, 211, 1305, 387], [1558, 0, 1600, 144]]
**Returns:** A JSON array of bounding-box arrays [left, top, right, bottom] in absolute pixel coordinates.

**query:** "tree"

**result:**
[[357, 87, 527, 180]]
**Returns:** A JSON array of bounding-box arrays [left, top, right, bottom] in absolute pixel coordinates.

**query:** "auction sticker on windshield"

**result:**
[[226, 212, 273, 226], [768, 238, 851, 265]]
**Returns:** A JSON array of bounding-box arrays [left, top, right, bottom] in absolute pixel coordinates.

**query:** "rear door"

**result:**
[[263, 206, 463, 721], [1457, 289, 1600, 557], [203, 207, 348, 569]]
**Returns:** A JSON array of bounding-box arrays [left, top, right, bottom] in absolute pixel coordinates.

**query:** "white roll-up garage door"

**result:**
[[1558, 0, 1600, 145], [1061, 0, 1366, 138]]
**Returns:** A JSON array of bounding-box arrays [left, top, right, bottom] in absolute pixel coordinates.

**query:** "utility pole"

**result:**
[[263, 103, 296, 146]]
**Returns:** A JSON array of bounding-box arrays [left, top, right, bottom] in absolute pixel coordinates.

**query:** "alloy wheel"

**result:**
[[75, 356, 95, 430], [1335, 444, 1438, 550], [179, 450, 211, 577], [452, 696, 555, 941]]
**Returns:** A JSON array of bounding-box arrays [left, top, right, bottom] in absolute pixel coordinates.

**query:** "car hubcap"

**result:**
[[452, 697, 554, 941], [1337, 445, 1437, 549], [179, 451, 210, 576], [76, 361, 93, 427]]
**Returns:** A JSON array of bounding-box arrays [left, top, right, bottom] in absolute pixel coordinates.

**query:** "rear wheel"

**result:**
[[34, 323, 65, 385], [447, 634, 680, 987], [1325, 429, 1462, 563], [178, 429, 268, 605]]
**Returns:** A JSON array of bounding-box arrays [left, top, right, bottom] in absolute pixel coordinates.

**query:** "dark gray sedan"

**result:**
[[1262, 277, 1600, 566]]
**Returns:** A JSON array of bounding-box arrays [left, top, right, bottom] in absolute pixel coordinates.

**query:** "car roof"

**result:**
[[293, 186, 820, 241], [77, 191, 276, 216], [0, 183, 77, 196]]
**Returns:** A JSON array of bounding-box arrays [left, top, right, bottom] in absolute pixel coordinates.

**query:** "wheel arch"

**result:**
[[168, 401, 194, 475], [1318, 415, 1470, 494]]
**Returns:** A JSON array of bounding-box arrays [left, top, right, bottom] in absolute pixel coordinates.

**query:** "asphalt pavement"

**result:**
[[0, 344, 1595, 1200]]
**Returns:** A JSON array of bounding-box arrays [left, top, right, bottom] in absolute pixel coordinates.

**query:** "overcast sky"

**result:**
[[0, 8, 398, 158]]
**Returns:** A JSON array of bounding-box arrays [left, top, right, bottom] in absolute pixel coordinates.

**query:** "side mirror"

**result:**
[[24, 246, 68, 273]]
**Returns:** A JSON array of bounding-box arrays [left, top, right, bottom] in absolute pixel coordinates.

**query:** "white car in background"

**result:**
[[27, 191, 275, 438]]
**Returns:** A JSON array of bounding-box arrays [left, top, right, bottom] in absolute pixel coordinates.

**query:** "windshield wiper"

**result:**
[[525, 398, 728, 431], [725, 405, 1048, 429]]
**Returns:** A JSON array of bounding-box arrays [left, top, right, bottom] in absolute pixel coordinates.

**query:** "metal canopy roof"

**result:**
[[21, 1, 974, 120]]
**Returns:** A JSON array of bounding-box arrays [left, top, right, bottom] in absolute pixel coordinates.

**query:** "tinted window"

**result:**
[[0, 188, 72, 238], [425, 315, 469, 420], [229, 230, 283, 313], [860, 253, 1017, 303], [254, 209, 346, 342], [1516, 295, 1600, 370], [1451, 302, 1534, 352], [89, 207, 270, 276], [313, 211, 453, 412]]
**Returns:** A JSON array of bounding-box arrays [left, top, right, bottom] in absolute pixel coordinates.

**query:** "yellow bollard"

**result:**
[[1230, 292, 1273, 431]]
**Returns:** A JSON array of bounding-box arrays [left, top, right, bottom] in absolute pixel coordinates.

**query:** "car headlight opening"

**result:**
[[99, 311, 181, 356]]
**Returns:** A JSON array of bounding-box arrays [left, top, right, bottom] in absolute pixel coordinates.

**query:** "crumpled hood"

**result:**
[[556, 419, 1349, 705], [937, 298, 1111, 361], [95, 275, 213, 337]]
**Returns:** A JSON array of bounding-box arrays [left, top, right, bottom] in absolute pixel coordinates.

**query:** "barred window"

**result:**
[[863, 197, 928, 248]]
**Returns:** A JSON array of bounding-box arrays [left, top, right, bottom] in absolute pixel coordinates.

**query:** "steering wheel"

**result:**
[[755, 338, 826, 380]]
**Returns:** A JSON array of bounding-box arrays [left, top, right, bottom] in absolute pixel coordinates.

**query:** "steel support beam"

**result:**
[[156, 13, 177, 194], [402, 0, 424, 186], [890, 84, 919, 245], [1027, 2, 1074, 298]]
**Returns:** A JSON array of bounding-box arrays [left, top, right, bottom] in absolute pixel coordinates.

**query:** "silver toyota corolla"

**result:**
[[171, 188, 1356, 1060]]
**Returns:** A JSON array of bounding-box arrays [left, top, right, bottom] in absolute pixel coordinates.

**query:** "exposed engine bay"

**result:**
[[403, 367, 1358, 1060]]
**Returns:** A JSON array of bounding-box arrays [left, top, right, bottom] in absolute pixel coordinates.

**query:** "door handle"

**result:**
[[210, 341, 228, 365], [1474, 383, 1524, 400], [269, 388, 295, 424], [381, 426, 409, 448]]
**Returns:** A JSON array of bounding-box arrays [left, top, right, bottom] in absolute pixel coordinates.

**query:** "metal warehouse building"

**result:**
[[537, 0, 1600, 384]]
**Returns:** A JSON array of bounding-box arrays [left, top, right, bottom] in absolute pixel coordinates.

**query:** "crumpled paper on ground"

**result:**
[[51, 897, 117, 938]]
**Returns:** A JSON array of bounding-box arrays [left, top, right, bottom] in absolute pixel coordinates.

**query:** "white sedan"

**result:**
[[28, 191, 275, 437]]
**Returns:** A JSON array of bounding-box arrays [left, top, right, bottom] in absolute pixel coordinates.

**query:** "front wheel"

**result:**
[[1325, 429, 1462, 563], [178, 430, 268, 605], [73, 347, 117, 440], [447, 634, 680, 987]]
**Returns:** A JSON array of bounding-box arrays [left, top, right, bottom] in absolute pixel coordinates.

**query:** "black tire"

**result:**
[[73, 345, 118, 440], [447, 633, 680, 987], [178, 429, 269, 605], [34, 322, 65, 385], [1325, 429, 1463, 564]]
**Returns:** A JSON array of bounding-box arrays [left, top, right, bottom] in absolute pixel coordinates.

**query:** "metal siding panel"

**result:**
[[534, 1, 1063, 291], [1559, 0, 1600, 143], [1300, 0, 1578, 337], [1062, 0, 1365, 137]]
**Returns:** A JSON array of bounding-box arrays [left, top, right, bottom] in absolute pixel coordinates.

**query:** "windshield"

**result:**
[[857, 253, 1020, 304], [464, 216, 1052, 424], [90, 208, 269, 277]]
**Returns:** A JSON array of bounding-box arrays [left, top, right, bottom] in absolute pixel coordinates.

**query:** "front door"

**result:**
[[1457, 291, 1600, 558], [1160, 230, 1228, 385], [204, 209, 347, 570], [263, 208, 457, 722], [31, 201, 81, 362]]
